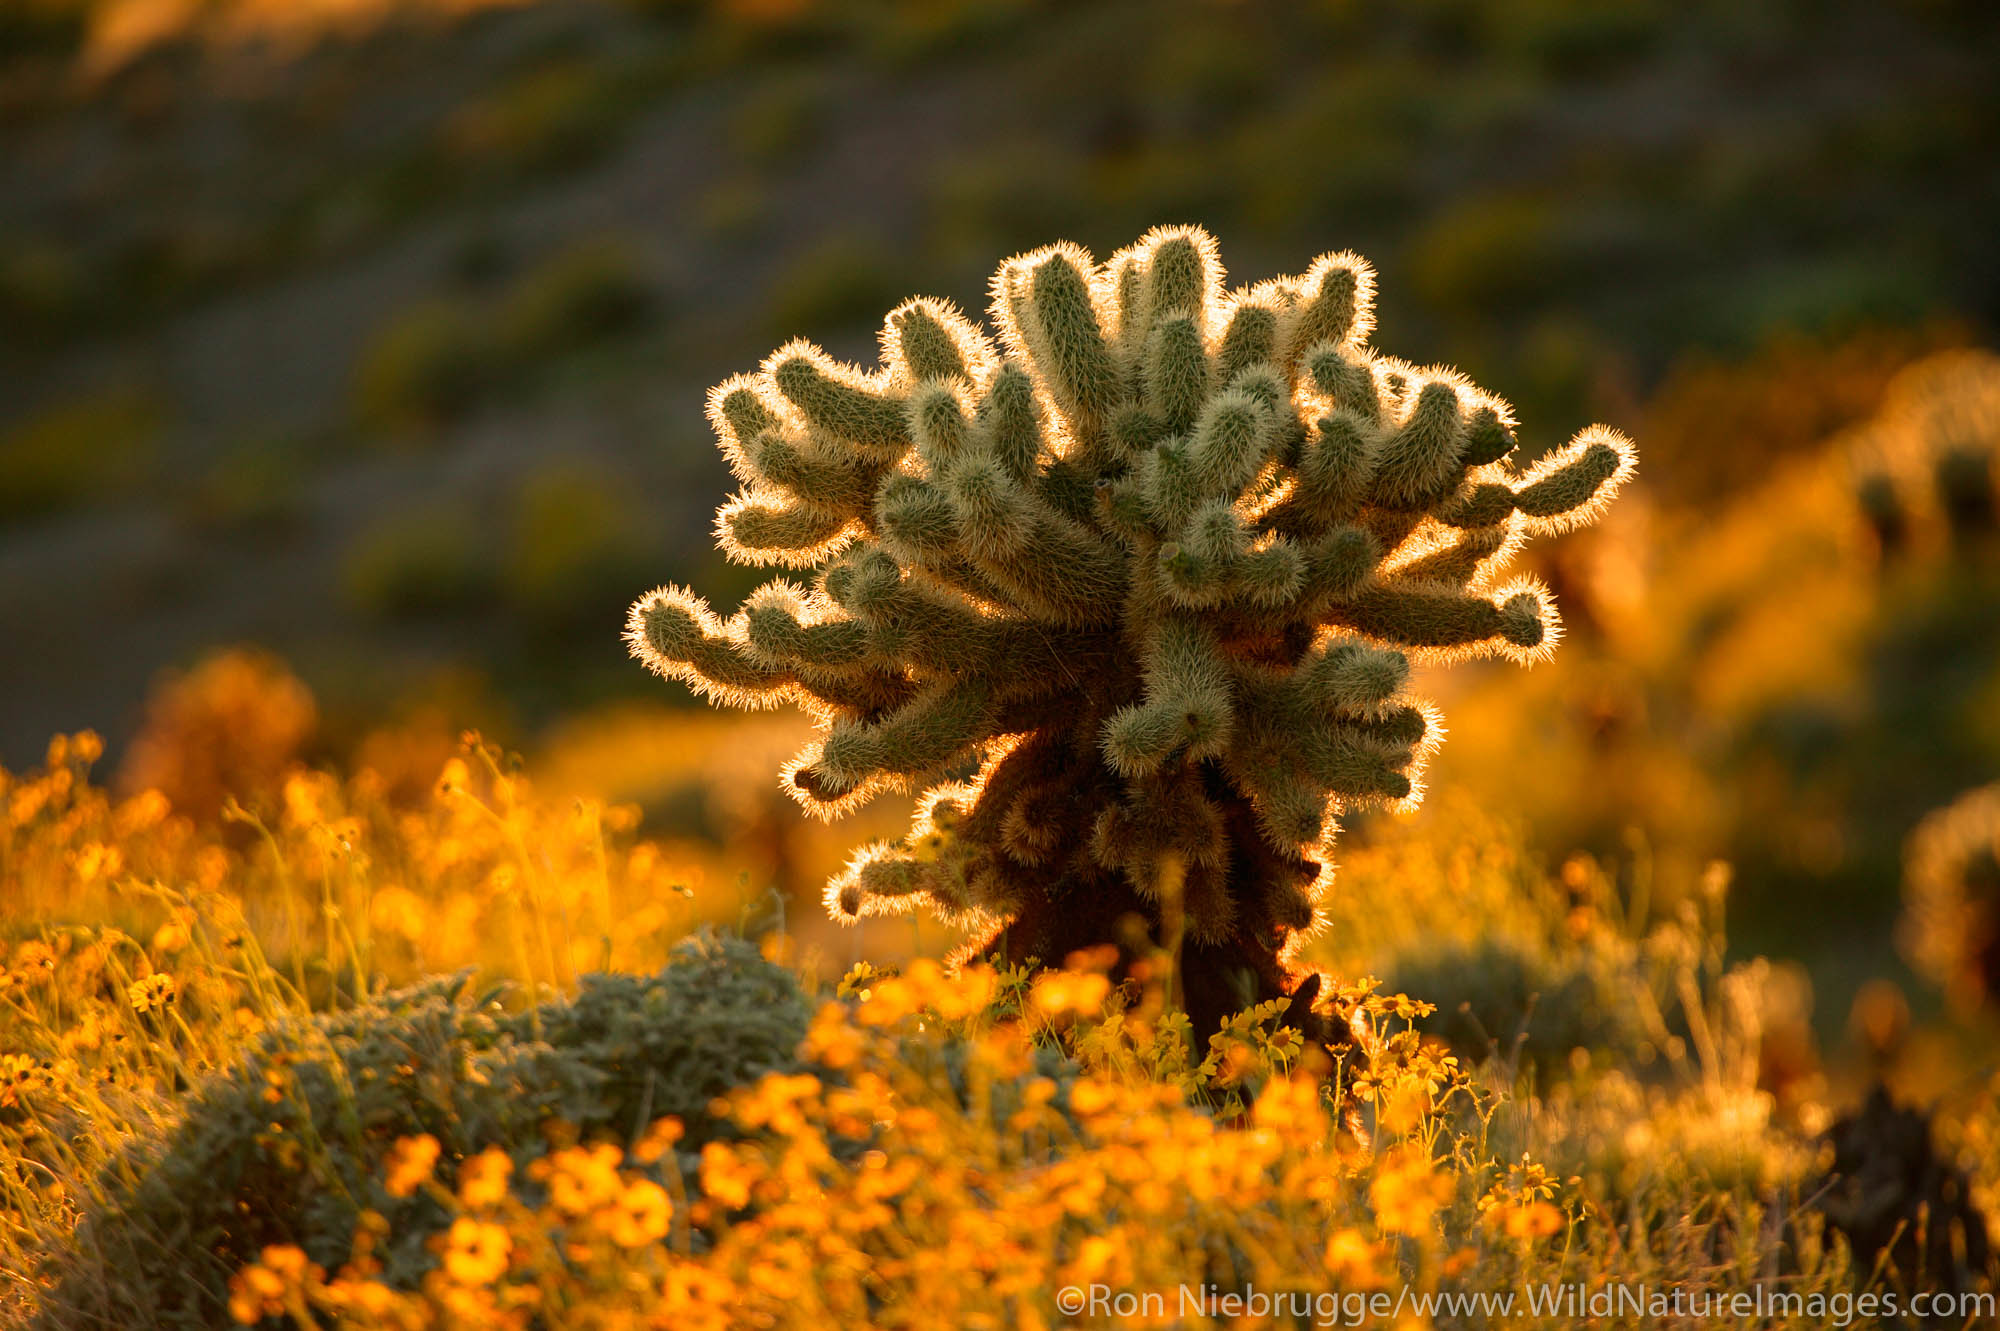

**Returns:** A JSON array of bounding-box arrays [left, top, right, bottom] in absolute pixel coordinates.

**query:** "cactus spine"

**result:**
[[628, 226, 1635, 1043]]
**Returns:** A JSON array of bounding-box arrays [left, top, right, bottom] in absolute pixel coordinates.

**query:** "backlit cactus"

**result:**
[[627, 226, 1635, 1041], [1900, 783, 2000, 1013], [1853, 349, 2000, 552]]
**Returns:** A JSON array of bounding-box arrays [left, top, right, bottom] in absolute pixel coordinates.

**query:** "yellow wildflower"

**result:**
[[441, 1217, 511, 1285], [1068, 1077, 1121, 1117], [383, 1134, 441, 1198], [457, 1148, 513, 1208], [1370, 1148, 1454, 1235], [227, 1245, 323, 1325], [127, 973, 178, 1013], [73, 842, 124, 884], [1325, 1227, 1390, 1288], [537, 1142, 624, 1216], [605, 1178, 673, 1247], [1031, 969, 1111, 1017], [1488, 1199, 1565, 1240], [150, 918, 189, 956], [1, 1054, 51, 1109], [803, 1001, 868, 1069], [700, 1141, 760, 1210], [632, 1115, 686, 1165]]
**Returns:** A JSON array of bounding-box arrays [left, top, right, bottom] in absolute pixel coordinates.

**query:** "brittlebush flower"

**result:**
[[127, 973, 177, 1014], [1031, 970, 1111, 1018], [1370, 1148, 1454, 1235], [1489, 1199, 1565, 1240], [383, 1134, 441, 1199], [605, 1178, 673, 1247], [537, 1142, 624, 1216], [149, 919, 189, 956], [632, 1116, 685, 1165], [457, 1148, 513, 1209], [227, 1245, 322, 1325], [1325, 1228, 1390, 1288], [441, 1218, 511, 1285], [700, 1141, 760, 1210], [1, 1054, 51, 1109], [1068, 1077, 1121, 1117], [802, 1001, 868, 1068], [733, 1072, 821, 1135]]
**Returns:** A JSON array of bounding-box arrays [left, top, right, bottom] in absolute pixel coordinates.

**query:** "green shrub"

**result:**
[[343, 505, 495, 620], [0, 240, 90, 344], [36, 934, 812, 1331], [1407, 192, 1562, 319], [765, 230, 902, 337], [504, 465, 656, 632], [1386, 936, 1654, 1076], [496, 239, 654, 363], [351, 299, 494, 435], [729, 77, 822, 167], [0, 0, 86, 61], [0, 389, 162, 520], [353, 242, 653, 436], [178, 436, 313, 534], [439, 60, 628, 180]]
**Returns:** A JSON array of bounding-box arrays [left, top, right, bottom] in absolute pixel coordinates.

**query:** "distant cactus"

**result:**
[[627, 226, 1635, 1043], [1900, 783, 2000, 1013], [1852, 349, 2000, 552]]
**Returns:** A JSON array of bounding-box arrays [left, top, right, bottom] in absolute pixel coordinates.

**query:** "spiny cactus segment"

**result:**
[[628, 225, 1635, 1042], [1900, 783, 2000, 1013], [1854, 349, 2000, 551]]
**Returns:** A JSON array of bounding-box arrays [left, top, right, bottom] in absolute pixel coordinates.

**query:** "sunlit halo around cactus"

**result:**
[[626, 225, 1635, 1040]]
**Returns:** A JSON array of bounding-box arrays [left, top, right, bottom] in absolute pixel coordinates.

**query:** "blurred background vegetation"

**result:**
[[3, 0, 1998, 1047]]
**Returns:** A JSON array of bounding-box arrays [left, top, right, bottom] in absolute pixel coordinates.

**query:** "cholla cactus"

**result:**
[[627, 226, 1634, 1042], [1900, 783, 2000, 1013], [1853, 349, 2000, 551]]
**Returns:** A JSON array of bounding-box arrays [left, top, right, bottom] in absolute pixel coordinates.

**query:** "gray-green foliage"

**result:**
[[628, 226, 1634, 994], [1386, 936, 1654, 1077], [37, 933, 808, 1331]]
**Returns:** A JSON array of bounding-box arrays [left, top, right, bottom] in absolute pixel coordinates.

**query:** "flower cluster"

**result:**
[[0, 727, 725, 1322], [227, 956, 1665, 1330]]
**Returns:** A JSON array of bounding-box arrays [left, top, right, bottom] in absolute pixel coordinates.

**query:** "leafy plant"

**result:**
[[0, 388, 161, 519], [34, 933, 810, 1331]]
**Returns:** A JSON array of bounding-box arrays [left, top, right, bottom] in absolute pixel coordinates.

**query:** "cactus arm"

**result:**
[[715, 490, 854, 568], [1329, 580, 1554, 661], [946, 457, 1127, 624], [767, 343, 912, 456], [625, 587, 794, 706], [1100, 616, 1235, 776], [1509, 425, 1638, 534], [1280, 252, 1375, 372], [1144, 315, 1213, 436], [994, 246, 1121, 451]]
